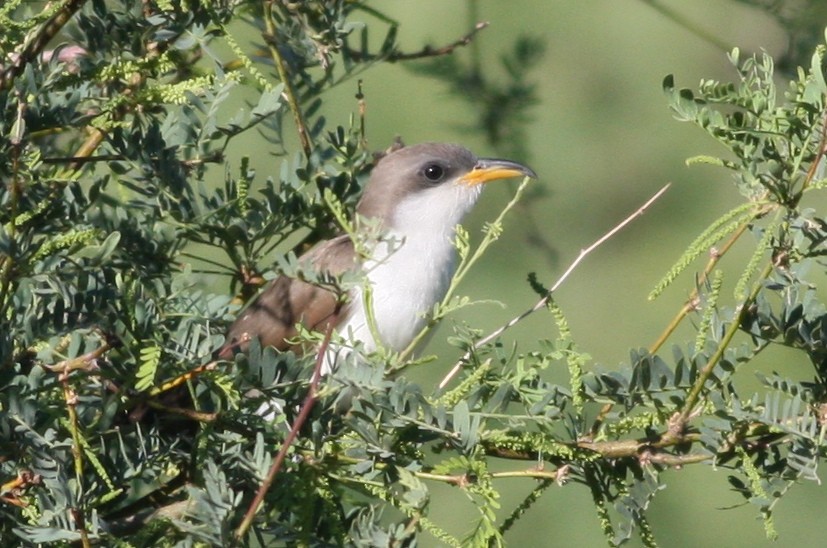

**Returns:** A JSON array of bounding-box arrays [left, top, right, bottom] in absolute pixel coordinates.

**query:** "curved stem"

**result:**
[[647, 217, 752, 355]]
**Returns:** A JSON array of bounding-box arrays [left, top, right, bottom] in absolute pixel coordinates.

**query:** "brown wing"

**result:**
[[218, 235, 356, 358]]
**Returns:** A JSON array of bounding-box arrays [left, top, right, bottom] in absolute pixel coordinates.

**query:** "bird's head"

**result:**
[[356, 142, 536, 231]]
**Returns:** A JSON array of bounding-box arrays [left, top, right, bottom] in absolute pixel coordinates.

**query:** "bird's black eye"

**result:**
[[422, 163, 445, 183]]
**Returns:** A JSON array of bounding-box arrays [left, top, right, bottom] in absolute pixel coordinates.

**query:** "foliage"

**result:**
[[1, 1, 827, 547]]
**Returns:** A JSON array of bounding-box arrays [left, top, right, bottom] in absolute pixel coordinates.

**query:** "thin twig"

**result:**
[[146, 361, 218, 397], [67, 128, 107, 173], [467, 1, 483, 77], [43, 342, 112, 374], [42, 154, 124, 164], [262, 1, 313, 159], [638, 0, 730, 53], [662, 112, 827, 436], [482, 430, 715, 467], [142, 400, 218, 423], [57, 343, 105, 548], [646, 218, 751, 355], [344, 21, 489, 63], [389, 21, 489, 61], [233, 322, 334, 543], [439, 183, 672, 389]]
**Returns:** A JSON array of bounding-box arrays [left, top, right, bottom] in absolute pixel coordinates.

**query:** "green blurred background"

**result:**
[[221, 1, 826, 545]]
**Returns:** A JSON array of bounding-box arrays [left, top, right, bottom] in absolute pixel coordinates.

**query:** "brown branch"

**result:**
[[56, 342, 105, 548], [233, 322, 334, 543], [142, 400, 218, 423], [343, 21, 489, 63], [483, 431, 718, 471], [146, 361, 218, 397], [578, 432, 702, 459], [44, 341, 112, 375], [66, 127, 108, 173], [387, 21, 490, 62], [482, 430, 696, 461], [644, 451, 711, 467], [0, 0, 89, 90]]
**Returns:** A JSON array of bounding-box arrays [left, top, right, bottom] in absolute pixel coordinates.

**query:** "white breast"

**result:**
[[337, 182, 482, 353]]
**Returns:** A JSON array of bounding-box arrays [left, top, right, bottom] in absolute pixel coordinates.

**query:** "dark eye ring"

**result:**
[[423, 164, 445, 182]]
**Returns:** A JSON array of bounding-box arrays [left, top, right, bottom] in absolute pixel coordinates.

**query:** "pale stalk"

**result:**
[[439, 183, 672, 389]]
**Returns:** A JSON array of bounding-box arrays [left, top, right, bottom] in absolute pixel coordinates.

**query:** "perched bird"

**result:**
[[219, 142, 536, 364]]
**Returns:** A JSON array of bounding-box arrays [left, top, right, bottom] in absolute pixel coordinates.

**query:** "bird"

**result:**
[[218, 142, 536, 365]]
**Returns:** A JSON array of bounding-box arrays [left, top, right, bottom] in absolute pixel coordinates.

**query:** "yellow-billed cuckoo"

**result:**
[[218, 142, 536, 363]]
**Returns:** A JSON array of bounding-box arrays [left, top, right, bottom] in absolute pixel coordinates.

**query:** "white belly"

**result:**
[[339, 233, 456, 352]]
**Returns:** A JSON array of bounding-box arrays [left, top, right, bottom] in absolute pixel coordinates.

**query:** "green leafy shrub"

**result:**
[[2, 2, 827, 547]]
